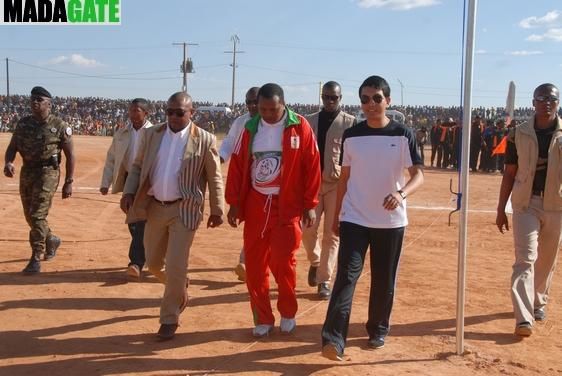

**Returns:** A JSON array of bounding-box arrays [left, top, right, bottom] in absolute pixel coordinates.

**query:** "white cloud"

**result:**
[[44, 54, 103, 68], [475, 49, 487, 54], [357, 0, 440, 11], [505, 50, 544, 56], [526, 28, 562, 42], [519, 10, 562, 29]]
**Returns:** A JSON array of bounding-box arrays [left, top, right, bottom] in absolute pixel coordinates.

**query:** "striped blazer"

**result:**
[[123, 122, 224, 230]]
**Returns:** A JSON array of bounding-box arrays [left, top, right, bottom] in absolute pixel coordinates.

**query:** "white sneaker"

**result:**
[[280, 317, 296, 334], [252, 324, 273, 338]]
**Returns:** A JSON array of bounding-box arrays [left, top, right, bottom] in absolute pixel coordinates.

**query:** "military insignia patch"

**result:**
[[51, 127, 57, 133], [65, 127, 72, 136]]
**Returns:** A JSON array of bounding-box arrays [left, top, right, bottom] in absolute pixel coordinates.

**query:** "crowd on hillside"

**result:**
[[1, 94, 559, 136]]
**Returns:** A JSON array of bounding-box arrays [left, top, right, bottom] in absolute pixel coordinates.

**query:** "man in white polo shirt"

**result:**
[[321, 75, 424, 361]]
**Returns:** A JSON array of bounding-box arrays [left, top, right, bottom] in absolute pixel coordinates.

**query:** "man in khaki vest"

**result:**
[[496, 83, 562, 337], [302, 81, 355, 299]]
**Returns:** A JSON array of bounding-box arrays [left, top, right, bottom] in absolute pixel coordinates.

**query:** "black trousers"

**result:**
[[321, 222, 404, 354]]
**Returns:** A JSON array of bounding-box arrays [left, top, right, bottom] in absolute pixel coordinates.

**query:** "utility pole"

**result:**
[[224, 35, 244, 109], [6, 58, 10, 115], [397, 78, 405, 107], [173, 42, 198, 93]]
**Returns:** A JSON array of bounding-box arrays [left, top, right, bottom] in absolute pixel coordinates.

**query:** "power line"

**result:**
[[7, 59, 228, 81]]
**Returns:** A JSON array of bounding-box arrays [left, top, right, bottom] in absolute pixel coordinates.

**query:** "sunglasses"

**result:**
[[534, 95, 559, 103], [360, 94, 385, 105], [245, 99, 258, 105], [166, 108, 187, 117], [321, 94, 340, 102]]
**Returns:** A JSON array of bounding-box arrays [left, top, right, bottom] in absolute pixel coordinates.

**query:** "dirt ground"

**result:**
[[0, 133, 561, 376]]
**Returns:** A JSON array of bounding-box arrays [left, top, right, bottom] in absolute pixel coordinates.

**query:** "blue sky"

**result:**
[[1, 0, 561, 107]]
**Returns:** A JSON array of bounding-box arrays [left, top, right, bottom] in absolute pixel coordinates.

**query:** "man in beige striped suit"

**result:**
[[121, 92, 224, 340]]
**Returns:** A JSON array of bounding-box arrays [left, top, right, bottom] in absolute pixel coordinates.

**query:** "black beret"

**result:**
[[30, 86, 52, 98]]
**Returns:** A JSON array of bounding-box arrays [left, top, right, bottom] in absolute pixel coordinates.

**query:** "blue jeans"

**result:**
[[128, 220, 146, 269], [321, 222, 404, 354]]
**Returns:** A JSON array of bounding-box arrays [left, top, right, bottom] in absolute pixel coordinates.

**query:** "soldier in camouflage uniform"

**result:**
[[3, 86, 75, 274]]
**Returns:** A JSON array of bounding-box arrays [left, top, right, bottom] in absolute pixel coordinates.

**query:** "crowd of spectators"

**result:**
[[1, 94, 559, 136]]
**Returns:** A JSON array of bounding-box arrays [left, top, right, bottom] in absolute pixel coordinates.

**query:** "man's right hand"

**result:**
[[100, 187, 109, 195], [3, 162, 14, 178], [227, 206, 239, 228], [496, 210, 509, 234], [120, 194, 134, 214]]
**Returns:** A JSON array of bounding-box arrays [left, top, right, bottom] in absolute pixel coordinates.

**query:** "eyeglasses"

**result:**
[[321, 94, 340, 102], [166, 108, 187, 117], [360, 94, 385, 105], [534, 95, 559, 103], [245, 99, 258, 105]]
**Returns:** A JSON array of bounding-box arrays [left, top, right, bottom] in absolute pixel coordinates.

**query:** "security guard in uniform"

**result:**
[[3, 86, 75, 274]]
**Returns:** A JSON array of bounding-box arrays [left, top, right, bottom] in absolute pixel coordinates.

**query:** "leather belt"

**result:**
[[153, 197, 181, 205], [532, 190, 544, 197]]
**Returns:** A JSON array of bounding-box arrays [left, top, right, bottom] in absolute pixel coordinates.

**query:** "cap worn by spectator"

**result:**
[[31, 86, 52, 99]]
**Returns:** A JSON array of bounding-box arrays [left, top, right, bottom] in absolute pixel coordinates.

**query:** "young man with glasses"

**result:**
[[302, 81, 356, 300], [321, 76, 424, 360], [3, 86, 75, 274], [496, 83, 562, 337], [100, 98, 153, 280], [120, 92, 224, 340], [219, 87, 260, 282]]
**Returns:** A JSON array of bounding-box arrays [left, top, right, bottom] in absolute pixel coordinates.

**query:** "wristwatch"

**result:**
[[65, 178, 74, 184], [397, 190, 407, 200]]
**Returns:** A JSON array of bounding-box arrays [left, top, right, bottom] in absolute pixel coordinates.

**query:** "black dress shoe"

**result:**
[[157, 324, 178, 340], [22, 258, 41, 274], [45, 236, 61, 261], [308, 266, 318, 287], [318, 282, 331, 300], [367, 335, 385, 349]]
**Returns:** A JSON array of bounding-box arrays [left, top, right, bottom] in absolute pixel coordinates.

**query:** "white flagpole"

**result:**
[[457, 0, 478, 355]]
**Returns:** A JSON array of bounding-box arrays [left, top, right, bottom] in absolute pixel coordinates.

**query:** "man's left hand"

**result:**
[[383, 192, 402, 211], [207, 214, 223, 228], [62, 182, 72, 199], [302, 209, 316, 228]]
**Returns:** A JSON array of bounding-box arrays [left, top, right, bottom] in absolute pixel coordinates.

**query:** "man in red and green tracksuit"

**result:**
[[226, 83, 321, 337]]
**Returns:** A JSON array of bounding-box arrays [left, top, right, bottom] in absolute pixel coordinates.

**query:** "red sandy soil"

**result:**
[[0, 133, 561, 375]]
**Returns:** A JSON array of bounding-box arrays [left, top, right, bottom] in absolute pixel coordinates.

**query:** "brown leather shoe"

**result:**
[[157, 324, 178, 340]]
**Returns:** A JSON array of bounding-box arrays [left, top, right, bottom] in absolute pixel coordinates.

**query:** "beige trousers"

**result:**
[[144, 200, 195, 325], [302, 181, 339, 284], [511, 196, 562, 325]]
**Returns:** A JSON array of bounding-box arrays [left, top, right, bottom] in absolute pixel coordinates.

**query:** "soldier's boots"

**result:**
[[45, 235, 61, 261], [22, 256, 41, 274]]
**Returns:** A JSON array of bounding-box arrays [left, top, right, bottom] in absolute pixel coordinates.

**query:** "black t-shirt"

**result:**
[[339, 120, 423, 166], [317, 109, 340, 172], [505, 124, 556, 193]]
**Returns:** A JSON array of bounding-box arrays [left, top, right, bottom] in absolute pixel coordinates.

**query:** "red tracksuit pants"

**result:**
[[243, 188, 302, 326]]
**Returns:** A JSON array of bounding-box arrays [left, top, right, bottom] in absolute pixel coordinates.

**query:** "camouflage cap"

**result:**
[[30, 86, 52, 98]]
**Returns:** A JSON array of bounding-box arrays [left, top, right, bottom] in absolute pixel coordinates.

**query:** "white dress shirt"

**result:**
[[126, 120, 152, 172], [148, 123, 190, 201]]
